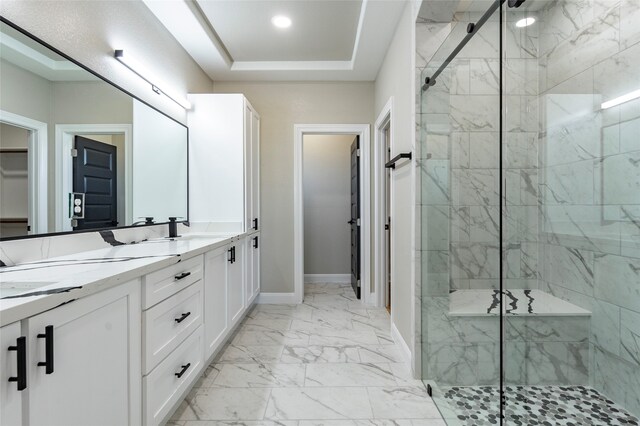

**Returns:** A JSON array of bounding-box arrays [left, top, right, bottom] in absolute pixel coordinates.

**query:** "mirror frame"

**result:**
[[0, 16, 190, 241]]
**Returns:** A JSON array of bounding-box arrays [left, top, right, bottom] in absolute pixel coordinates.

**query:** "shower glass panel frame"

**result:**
[[419, 0, 640, 424]]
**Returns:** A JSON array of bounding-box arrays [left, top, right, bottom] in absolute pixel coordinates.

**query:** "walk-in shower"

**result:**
[[418, 0, 640, 424]]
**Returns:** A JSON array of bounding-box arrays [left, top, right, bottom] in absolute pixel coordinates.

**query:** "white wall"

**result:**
[[303, 134, 355, 275], [0, 0, 213, 124], [373, 2, 417, 361], [212, 82, 374, 293]]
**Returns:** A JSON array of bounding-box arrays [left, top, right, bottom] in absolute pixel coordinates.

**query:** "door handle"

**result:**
[[228, 248, 233, 263], [253, 236, 259, 249], [232, 246, 236, 263], [8, 336, 27, 391], [37, 325, 54, 374], [174, 312, 191, 324], [253, 218, 259, 230]]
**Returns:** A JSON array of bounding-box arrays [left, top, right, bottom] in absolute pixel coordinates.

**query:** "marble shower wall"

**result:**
[[536, 0, 640, 417], [420, 10, 542, 294]]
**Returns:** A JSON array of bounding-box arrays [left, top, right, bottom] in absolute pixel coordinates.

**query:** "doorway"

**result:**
[[293, 124, 371, 305], [302, 134, 358, 297], [374, 98, 393, 312], [55, 124, 132, 232]]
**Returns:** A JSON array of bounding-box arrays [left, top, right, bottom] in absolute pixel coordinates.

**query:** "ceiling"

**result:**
[[142, 0, 407, 81], [0, 23, 98, 82]]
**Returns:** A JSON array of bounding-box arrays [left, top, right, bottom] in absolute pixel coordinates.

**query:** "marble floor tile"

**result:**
[[307, 329, 380, 346], [183, 422, 298, 426], [170, 284, 442, 425], [265, 387, 374, 420], [358, 345, 405, 363], [367, 387, 442, 419], [217, 345, 286, 364], [212, 363, 306, 388], [305, 363, 398, 387], [179, 388, 272, 421], [233, 330, 310, 346], [280, 345, 361, 363]]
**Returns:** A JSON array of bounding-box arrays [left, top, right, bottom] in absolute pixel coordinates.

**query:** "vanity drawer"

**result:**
[[143, 326, 204, 426], [143, 280, 203, 374], [143, 255, 203, 309]]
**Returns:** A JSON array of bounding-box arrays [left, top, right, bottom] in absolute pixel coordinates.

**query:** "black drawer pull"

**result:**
[[232, 246, 236, 263], [175, 363, 191, 378], [37, 325, 54, 374], [228, 248, 233, 263], [8, 336, 27, 391], [174, 312, 191, 324], [174, 272, 191, 281], [253, 236, 259, 249], [253, 218, 259, 230]]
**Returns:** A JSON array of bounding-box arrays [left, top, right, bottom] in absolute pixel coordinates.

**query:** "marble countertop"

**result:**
[[449, 289, 591, 316], [0, 233, 240, 326]]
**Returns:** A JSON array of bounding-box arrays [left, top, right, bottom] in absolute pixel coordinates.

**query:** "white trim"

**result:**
[[256, 292, 298, 304], [373, 97, 393, 309], [304, 274, 351, 283], [0, 110, 48, 234], [293, 124, 371, 305], [55, 124, 133, 232], [391, 321, 412, 367]]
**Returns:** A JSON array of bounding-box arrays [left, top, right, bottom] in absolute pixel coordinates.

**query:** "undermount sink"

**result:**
[[0, 281, 57, 299]]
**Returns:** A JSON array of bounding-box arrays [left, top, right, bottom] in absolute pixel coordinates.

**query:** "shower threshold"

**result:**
[[443, 385, 638, 426]]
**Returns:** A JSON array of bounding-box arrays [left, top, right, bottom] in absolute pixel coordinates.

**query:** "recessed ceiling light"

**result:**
[[515, 17, 536, 28], [271, 15, 292, 29]]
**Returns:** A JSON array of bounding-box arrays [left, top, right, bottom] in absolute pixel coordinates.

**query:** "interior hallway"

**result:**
[[169, 283, 444, 425]]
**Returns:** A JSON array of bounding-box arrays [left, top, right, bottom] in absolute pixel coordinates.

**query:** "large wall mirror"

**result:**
[[0, 19, 188, 240]]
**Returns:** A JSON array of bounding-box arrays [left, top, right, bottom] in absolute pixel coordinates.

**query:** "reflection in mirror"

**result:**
[[0, 20, 188, 239]]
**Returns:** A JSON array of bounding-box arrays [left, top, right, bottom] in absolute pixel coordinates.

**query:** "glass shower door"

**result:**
[[419, 1, 503, 423]]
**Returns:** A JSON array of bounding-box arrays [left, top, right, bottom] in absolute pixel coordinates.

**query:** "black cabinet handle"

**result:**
[[8, 336, 27, 391], [253, 236, 259, 249], [253, 218, 259, 230], [37, 325, 54, 374], [174, 363, 191, 378], [228, 248, 233, 263], [232, 246, 236, 263], [174, 312, 191, 324], [174, 272, 191, 281]]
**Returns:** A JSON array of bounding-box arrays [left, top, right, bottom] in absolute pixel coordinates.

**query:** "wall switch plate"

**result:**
[[69, 193, 85, 219]]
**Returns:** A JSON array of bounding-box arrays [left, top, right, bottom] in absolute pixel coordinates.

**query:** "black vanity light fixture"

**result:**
[[114, 49, 191, 110]]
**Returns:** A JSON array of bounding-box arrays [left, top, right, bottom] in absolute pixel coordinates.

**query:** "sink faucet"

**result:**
[[168, 217, 181, 238]]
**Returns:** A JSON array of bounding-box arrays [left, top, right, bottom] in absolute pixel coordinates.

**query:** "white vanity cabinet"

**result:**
[[246, 233, 260, 306], [203, 245, 229, 359], [26, 279, 142, 426], [227, 238, 246, 328], [1, 321, 23, 426], [188, 94, 261, 234]]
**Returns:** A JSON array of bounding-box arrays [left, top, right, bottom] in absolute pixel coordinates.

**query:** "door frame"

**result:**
[[55, 124, 132, 232], [293, 124, 371, 304], [374, 97, 393, 308], [0, 109, 48, 234]]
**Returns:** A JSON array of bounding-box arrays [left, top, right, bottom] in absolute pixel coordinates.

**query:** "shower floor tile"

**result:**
[[443, 385, 639, 425]]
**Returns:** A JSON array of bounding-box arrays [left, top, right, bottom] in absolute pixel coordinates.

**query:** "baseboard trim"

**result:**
[[304, 274, 351, 283], [391, 321, 412, 367], [257, 292, 298, 304]]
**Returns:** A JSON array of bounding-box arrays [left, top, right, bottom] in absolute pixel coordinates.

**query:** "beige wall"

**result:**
[[373, 2, 416, 353], [303, 134, 355, 275], [213, 82, 374, 293], [0, 0, 213, 124]]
